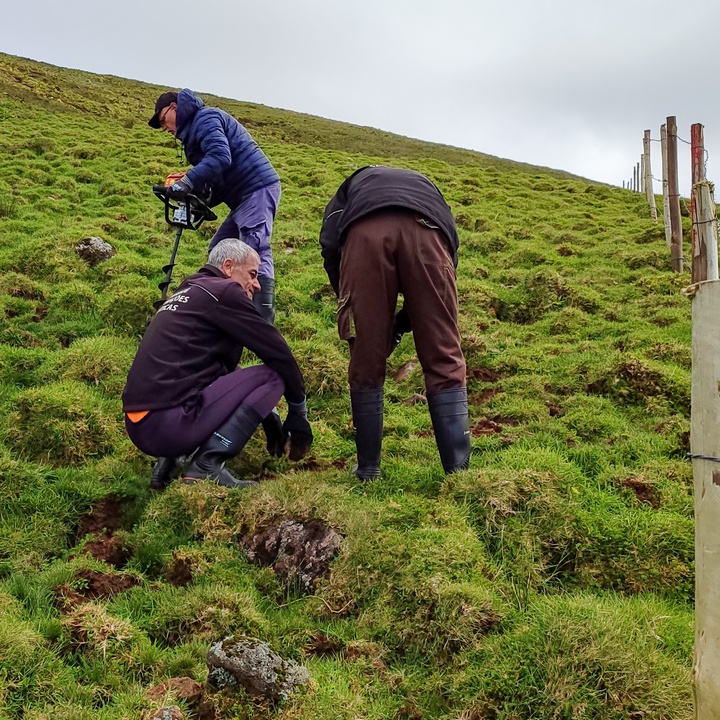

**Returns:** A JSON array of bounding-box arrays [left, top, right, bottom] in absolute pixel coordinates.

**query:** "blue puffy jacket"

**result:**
[[175, 89, 280, 209]]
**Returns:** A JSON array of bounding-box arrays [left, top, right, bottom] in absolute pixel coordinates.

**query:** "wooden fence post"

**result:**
[[636, 161, 641, 192], [691, 124, 706, 282], [643, 130, 658, 222], [661, 124, 672, 248], [691, 180, 719, 284], [667, 116, 683, 271], [641, 153, 646, 194], [691, 279, 720, 715]]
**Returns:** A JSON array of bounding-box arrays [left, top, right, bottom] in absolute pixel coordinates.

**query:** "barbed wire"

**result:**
[[627, 135, 710, 189]]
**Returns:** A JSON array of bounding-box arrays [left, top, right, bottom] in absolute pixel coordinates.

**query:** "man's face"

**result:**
[[222, 257, 261, 299], [158, 103, 178, 137]]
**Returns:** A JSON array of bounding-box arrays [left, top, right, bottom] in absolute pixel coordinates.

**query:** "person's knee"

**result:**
[[256, 365, 285, 401]]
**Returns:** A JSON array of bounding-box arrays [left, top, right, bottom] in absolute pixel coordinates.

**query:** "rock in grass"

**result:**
[[75, 236, 115, 266], [206, 635, 310, 701], [149, 707, 184, 720]]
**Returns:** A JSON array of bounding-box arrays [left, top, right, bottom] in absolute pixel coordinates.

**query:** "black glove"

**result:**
[[388, 307, 412, 357], [282, 400, 313, 462], [262, 408, 286, 458], [166, 176, 193, 199]]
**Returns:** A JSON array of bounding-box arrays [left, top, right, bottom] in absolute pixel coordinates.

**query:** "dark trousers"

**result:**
[[125, 365, 284, 457], [337, 210, 466, 393]]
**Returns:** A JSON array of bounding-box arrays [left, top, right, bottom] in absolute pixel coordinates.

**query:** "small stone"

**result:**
[[75, 236, 115, 266], [206, 635, 310, 701], [149, 706, 184, 720]]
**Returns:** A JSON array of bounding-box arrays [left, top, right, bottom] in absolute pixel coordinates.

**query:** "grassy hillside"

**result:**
[[0, 52, 695, 719]]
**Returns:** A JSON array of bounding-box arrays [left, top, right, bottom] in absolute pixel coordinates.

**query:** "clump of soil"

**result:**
[[241, 518, 342, 595]]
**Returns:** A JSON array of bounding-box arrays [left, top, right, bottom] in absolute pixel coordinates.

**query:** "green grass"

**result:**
[[0, 51, 697, 718]]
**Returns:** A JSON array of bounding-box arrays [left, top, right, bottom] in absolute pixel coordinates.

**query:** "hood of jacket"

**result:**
[[175, 88, 204, 142]]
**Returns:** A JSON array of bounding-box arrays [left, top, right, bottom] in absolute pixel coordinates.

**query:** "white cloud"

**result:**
[[1, 0, 718, 194]]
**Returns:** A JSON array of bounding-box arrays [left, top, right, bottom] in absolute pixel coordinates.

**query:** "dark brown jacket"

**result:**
[[319, 165, 459, 293], [122, 265, 305, 411]]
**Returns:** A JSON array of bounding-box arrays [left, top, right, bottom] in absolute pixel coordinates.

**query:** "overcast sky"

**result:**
[[1, 0, 716, 196]]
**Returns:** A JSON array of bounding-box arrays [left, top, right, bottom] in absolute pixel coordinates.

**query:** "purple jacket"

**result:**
[[122, 265, 305, 412], [176, 89, 280, 209]]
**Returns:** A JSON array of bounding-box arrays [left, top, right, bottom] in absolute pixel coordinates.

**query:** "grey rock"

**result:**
[[206, 635, 310, 701], [75, 236, 115, 266], [149, 706, 184, 720]]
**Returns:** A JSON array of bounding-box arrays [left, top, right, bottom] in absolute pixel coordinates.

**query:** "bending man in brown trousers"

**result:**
[[319, 165, 470, 479]]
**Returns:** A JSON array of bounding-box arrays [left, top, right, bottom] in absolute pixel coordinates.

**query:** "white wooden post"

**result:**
[[691, 181, 719, 283], [692, 279, 720, 716]]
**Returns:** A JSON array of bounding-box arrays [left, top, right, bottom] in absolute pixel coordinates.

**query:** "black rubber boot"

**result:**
[[253, 275, 276, 324], [428, 387, 471, 474], [149, 456, 180, 491], [182, 403, 262, 489], [350, 388, 384, 480]]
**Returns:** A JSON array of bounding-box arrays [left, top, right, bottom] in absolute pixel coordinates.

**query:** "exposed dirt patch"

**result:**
[[78, 496, 124, 536], [470, 416, 518, 436], [241, 518, 342, 595], [304, 631, 346, 657], [148, 677, 203, 706], [621, 476, 661, 509], [82, 535, 130, 568], [75, 496, 129, 568], [166, 556, 194, 588], [54, 568, 139, 610], [288, 456, 348, 473]]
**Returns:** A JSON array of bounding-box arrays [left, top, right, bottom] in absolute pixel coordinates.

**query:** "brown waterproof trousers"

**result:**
[[337, 209, 466, 394]]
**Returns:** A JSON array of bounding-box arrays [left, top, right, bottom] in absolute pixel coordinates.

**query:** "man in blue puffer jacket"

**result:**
[[149, 88, 281, 323]]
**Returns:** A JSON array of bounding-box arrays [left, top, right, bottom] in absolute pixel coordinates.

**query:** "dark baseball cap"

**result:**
[[148, 91, 178, 128]]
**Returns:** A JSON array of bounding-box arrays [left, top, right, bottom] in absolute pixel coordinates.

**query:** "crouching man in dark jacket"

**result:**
[[319, 165, 470, 479], [122, 238, 312, 490]]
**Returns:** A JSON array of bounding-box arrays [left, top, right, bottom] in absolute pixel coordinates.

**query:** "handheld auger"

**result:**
[[152, 173, 217, 310]]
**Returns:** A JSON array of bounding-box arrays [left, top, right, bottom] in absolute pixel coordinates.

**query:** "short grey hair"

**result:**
[[208, 238, 260, 269]]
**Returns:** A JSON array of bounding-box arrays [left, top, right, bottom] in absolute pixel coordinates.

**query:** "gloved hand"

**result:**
[[388, 307, 412, 357], [166, 176, 193, 199], [262, 408, 286, 458], [282, 399, 313, 461]]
